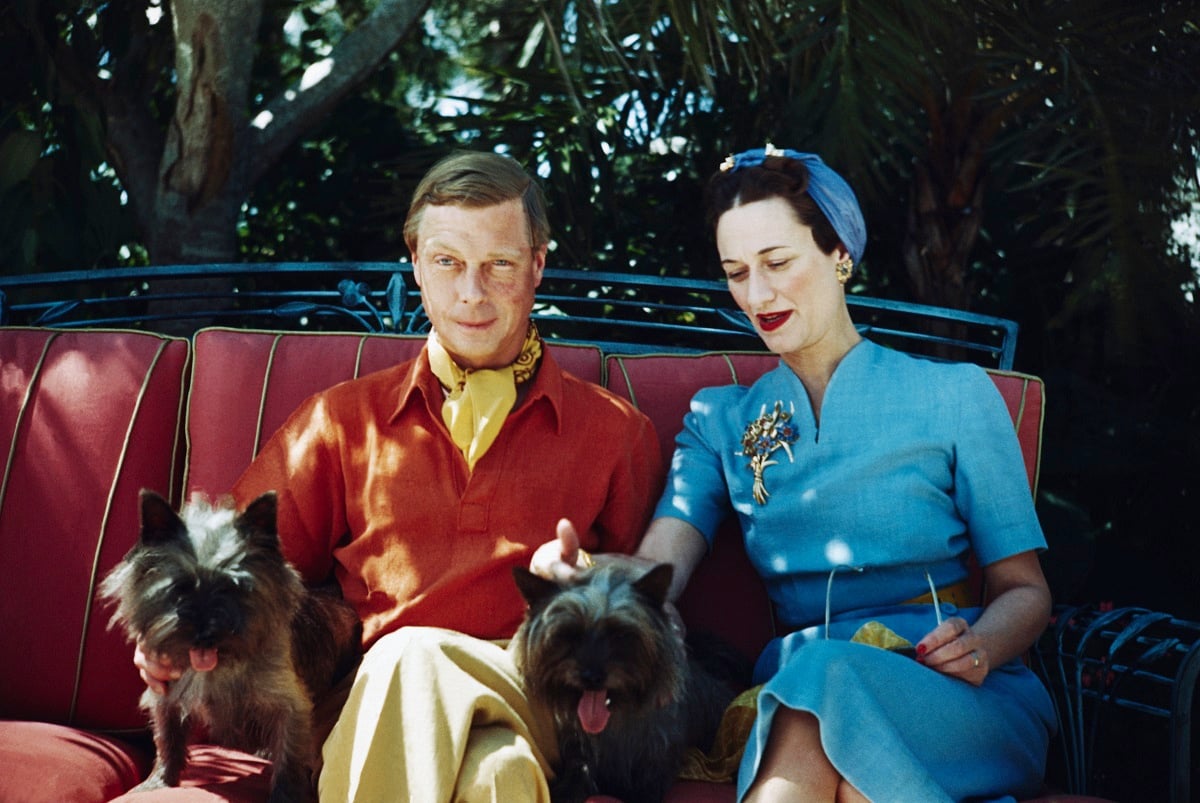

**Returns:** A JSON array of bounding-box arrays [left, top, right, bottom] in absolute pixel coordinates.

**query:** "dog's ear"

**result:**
[[512, 566, 562, 606], [632, 562, 674, 607], [139, 489, 187, 546], [236, 491, 280, 550]]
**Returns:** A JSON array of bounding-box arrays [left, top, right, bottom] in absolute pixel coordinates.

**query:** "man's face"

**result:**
[[412, 198, 547, 370]]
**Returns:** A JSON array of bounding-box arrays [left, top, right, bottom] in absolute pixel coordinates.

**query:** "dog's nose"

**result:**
[[579, 665, 607, 689], [182, 596, 244, 646]]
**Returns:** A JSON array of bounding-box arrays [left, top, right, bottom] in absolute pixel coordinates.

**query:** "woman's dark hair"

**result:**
[[703, 155, 840, 255]]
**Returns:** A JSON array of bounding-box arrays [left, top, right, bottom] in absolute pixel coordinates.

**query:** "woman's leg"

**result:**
[[742, 707, 869, 803], [744, 708, 832, 802]]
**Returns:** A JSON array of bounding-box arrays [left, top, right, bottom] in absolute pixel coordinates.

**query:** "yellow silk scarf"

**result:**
[[427, 322, 542, 470]]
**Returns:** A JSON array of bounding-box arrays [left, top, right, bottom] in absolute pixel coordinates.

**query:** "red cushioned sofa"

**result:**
[[6, 263, 1191, 802], [0, 321, 1126, 803]]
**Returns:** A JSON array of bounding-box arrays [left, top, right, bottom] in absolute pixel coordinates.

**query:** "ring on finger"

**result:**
[[970, 649, 981, 668]]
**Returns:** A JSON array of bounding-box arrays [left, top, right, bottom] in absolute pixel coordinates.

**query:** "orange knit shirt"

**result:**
[[233, 346, 663, 646]]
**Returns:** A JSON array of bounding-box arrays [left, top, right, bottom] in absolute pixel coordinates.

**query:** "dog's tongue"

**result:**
[[577, 689, 611, 734], [189, 648, 218, 672]]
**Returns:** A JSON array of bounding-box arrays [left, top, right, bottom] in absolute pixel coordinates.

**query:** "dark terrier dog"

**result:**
[[99, 490, 361, 803], [511, 562, 742, 803]]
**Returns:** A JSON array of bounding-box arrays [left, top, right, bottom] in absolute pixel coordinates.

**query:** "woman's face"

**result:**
[[716, 196, 850, 361]]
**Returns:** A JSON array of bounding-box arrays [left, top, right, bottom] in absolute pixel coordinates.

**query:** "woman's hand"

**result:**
[[914, 551, 1052, 686], [134, 641, 181, 695], [915, 616, 989, 686]]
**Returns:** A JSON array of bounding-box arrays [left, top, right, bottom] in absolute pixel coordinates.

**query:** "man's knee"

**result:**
[[360, 625, 433, 661], [455, 726, 547, 803], [362, 626, 502, 668]]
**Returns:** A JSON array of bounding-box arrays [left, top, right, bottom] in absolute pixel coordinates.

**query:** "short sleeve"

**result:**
[[952, 366, 1047, 566], [653, 386, 736, 545]]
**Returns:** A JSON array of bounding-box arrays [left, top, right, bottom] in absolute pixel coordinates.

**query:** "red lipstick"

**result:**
[[757, 311, 792, 332]]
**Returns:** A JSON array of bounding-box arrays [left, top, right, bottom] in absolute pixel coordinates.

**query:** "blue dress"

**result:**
[[654, 340, 1055, 803]]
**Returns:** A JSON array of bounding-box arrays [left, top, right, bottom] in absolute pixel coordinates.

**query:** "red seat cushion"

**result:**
[[0, 719, 150, 803], [0, 722, 276, 803], [105, 745, 274, 802]]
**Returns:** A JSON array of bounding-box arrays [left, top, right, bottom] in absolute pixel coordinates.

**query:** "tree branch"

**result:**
[[248, 0, 431, 185]]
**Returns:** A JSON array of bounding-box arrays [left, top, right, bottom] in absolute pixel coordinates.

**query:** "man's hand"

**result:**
[[528, 518, 589, 582], [528, 519, 686, 640], [134, 641, 182, 695]]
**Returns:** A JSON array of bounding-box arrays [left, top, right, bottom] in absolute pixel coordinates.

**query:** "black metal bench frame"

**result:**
[[1, 262, 1016, 367]]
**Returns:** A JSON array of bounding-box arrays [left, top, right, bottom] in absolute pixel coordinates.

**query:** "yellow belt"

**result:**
[[904, 579, 976, 608]]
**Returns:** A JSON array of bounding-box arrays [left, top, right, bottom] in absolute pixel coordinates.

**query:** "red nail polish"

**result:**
[[916, 643, 927, 656]]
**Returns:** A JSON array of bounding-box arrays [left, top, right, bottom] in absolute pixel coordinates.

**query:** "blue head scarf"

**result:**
[[720, 146, 866, 263]]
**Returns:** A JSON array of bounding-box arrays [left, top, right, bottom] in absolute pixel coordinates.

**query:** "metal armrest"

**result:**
[[1031, 604, 1200, 801]]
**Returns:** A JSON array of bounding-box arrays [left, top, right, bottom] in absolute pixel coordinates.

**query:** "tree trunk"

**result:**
[[149, 0, 261, 263], [901, 83, 1005, 361], [98, 0, 429, 330], [131, 0, 431, 265], [902, 83, 998, 314]]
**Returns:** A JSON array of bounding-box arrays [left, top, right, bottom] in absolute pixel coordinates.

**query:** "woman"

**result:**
[[537, 145, 1055, 802]]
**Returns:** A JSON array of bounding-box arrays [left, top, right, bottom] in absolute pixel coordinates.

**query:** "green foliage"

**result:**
[[2, 0, 1200, 618]]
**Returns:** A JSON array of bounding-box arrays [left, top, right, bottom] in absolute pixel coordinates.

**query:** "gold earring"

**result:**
[[835, 257, 854, 284]]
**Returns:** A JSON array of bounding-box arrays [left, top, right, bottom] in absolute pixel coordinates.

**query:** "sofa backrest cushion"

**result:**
[[988, 369, 1045, 494], [604, 351, 1046, 662], [0, 328, 190, 729], [605, 352, 783, 661], [606, 352, 781, 462], [185, 328, 604, 498]]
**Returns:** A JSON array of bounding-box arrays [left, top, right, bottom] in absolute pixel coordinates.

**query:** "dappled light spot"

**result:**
[[300, 58, 334, 91], [251, 110, 273, 130], [363, 438, 407, 483], [1, 361, 28, 397], [283, 417, 325, 471], [52, 348, 108, 396], [824, 538, 854, 566]]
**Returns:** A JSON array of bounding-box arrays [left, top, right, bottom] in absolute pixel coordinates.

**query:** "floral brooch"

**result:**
[[741, 401, 800, 504]]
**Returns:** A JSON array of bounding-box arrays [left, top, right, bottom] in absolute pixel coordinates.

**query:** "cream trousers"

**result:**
[[318, 626, 556, 803]]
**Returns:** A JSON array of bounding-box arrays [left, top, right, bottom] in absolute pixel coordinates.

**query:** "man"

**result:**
[[127, 151, 663, 802]]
